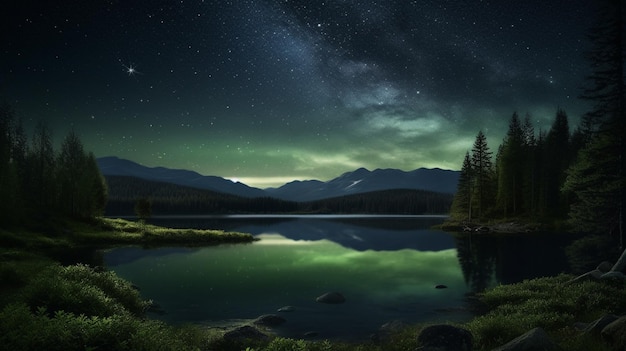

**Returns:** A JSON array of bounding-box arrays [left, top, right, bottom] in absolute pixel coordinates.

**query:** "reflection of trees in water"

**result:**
[[455, 233, 497, 292], [455, 232, 575, 292]]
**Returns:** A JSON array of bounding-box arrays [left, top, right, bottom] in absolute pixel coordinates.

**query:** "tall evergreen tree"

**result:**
[[79, 152, 108, 217], [564, 0, 625, 247], [0, 104, 21, 224], [11, 117, 28, 180], [27, 121, 56, 215], [521, 114, 538, 214], [470, 130, 494, 219], [451, 151, 473, 221], [57, 130, 86, 217], [543, 109, 571, 217], [579, 0, 625, 135], [496, 112, 525, 216]]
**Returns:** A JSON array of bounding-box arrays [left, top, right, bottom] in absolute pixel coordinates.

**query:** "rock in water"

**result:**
[[315, 292, 346, 304], [417, 324, 473, 351], [435, 284, 448, 289], [277, 305, 295, 312], [253, 314, 287, 326], [492, 327, 562, 351]]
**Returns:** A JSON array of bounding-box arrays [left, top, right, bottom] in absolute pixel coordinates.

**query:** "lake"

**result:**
[[103, 215, 574, 341]]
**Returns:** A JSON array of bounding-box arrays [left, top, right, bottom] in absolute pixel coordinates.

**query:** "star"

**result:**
[[122, 63, 141, 76]]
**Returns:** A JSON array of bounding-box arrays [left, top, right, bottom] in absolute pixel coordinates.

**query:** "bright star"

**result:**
[[122, 63, 141, 76]]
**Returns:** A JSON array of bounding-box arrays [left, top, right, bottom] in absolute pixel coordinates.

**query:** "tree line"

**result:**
[[105, 175, 452, 215], [451, 0, 625, 245], [0, 105, 107, 227], [450, 109, 582, 222]]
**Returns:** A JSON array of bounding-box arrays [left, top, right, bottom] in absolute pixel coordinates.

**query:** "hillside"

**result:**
[[104, 176, 452, 215], [97, 157, 459, 202]]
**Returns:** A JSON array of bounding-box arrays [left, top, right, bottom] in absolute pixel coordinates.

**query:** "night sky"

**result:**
[[2, 0, 594, 188]]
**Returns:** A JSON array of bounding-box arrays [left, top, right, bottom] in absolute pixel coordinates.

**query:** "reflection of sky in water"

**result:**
[[106, 230, 470, 341], [145, 215, 455, 251]]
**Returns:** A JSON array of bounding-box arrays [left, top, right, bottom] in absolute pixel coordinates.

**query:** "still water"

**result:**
[[103, 215, 571, 340]]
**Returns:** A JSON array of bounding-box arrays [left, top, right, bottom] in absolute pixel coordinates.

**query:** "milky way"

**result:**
[[1, 0, 594, 187]]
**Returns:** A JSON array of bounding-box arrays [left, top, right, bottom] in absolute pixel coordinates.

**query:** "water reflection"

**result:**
[[455, 232, 574, 292], [146, 215, 453, 252], [103, 216, 576, 340], [105, 216, 471, 340]]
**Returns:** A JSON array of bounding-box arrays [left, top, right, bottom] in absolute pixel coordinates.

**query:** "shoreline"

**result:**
[[1, 216, 623, 350]]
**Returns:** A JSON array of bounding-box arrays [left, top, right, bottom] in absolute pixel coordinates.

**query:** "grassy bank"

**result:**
[[1, 219, 625, 350], [73, 217, 256, 246], [0, 217, 255, 249], [0, 218, 254, 350]]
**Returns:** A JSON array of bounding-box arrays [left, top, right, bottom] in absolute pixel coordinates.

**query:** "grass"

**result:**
[[71, 217, 255, 246], [0, 217, 255, 249], [1, 218, 625, 350], [466, 274, 626, 350]]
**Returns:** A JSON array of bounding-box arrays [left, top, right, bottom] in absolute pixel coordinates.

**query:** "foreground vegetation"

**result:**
[[0, 214, 622, 351], [2, 245, 625, 351], [0, 217, 624, 350]]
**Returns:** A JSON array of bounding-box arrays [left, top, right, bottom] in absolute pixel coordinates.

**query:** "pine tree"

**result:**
[[496, 112, 525, 216], [26, 121, 56, 216], [77, 152, 108, 217], [0, 104, 21, 225], [471, 130, 494, 219], [565, 0, 625, 246], [521, 114, 538, 214], [135, 198, 152, 223], [564, 132, 621, 234], [543, 109, 571, 217], [451, 151, 473, 221], [579, 0, 625, 134], [57, 130, 86, 217]]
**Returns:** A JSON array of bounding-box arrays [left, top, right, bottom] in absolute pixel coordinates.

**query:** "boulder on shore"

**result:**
[[601, 315, 626, 350], [315, 292, 346, 304], [492, 327, 562, 351], [601, 271, 626, 282], [566, 269, 603, 284], [597, 261, 614, 273], [371, 320, 407, 343], [416, 324, 473, 351], [580, 314, 619, 337], [223, 325, 269, 341]]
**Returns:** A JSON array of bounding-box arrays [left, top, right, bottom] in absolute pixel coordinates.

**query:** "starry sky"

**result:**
[[2, 0, 594, 188]]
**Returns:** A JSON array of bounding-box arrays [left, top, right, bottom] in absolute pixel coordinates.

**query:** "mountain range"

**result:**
[[97, 156, 459, 202]]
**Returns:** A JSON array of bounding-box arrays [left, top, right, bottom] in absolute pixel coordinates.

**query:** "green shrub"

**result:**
[[263, 338, 309, 351], [21, 264, 150, 317], [0, 302, 206, 351], [466, 274, 626, 350]]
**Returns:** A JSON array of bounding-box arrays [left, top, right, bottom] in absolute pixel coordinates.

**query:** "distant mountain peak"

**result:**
[[97, 156, 459, 202], [97, 156, 266, 198], [266, 166, 459, 201]]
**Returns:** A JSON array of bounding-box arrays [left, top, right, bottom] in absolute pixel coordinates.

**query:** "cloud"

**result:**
[[362, 112, 446, 138]]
